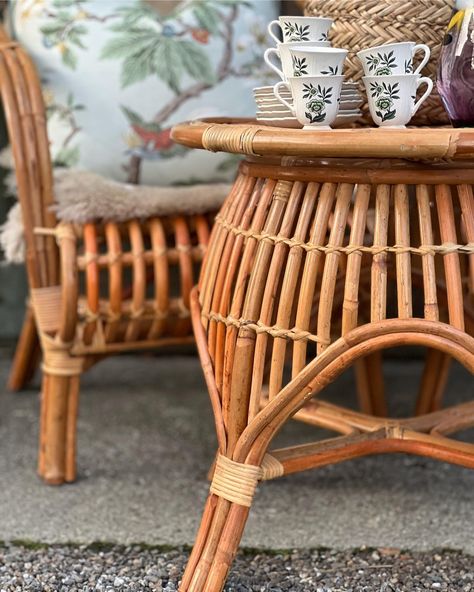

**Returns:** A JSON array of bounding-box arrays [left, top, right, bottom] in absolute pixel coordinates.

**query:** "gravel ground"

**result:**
[[0, 544, 472, 592]]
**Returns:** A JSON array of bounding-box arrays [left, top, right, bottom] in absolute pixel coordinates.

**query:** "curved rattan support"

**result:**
[[236, 321, 474, 465], [183, 313, 474, 592], [1, 26, 59, 394], [0, 27, 56, 289]]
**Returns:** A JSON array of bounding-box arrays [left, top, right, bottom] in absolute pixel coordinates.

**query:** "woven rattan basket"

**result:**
[[304, 0, 454, 126]]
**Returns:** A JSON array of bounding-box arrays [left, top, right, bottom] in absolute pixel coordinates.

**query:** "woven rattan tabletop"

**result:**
[[171, 118, 474, 161]]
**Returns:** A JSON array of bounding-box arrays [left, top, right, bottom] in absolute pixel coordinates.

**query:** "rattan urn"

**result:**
[[304, 0, 455, 126]]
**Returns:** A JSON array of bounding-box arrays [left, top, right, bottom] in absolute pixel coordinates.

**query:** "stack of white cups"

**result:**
[[264, 16, 349, 130], [357, 43, 433, 128]]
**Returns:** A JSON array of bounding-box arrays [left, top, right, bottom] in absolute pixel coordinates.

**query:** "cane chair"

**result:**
[[0, 27, 215, 484]]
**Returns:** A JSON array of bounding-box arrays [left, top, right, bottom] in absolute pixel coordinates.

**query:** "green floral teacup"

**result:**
[[268, 16, 333, 44], [289, 47, 347, 77], [264, 41, 331, 81], [363, 74, 433, 128], [273, 75, 344, 129], [357, 42, 430, 77]]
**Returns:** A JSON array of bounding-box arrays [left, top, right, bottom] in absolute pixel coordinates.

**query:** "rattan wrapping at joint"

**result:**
[[31, 286, 62, 333], [42, 350, 84, 376], [202, 124, 259, 155], [210, 454, 262, 507], [260, 454, 285, 481], [39, 332, 84, 376], [210, 454, 284, 506]]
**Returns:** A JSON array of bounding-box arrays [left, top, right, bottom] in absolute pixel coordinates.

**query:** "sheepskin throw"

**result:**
[[51, 169, 230, 222], [0, 168, 230, 263]]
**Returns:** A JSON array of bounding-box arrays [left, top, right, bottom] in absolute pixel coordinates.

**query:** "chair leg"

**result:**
[[354, 352, 387, 416], [7, 306, 40, 391], [180, 494, 250, 592], [416, 349, 452, 415], [38, 371, 81, 485]]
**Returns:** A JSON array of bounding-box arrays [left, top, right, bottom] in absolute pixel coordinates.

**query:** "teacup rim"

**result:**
[[362, 73, 422, 81], [277, 40, 332, 48], [289, 47, 348, 55], [357, 41, 417, 57], [254, 82, 358, 92], [278, 15, 333, 23], [285, 74, 345, 81]]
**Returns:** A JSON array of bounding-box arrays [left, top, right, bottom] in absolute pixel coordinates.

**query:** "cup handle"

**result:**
[[413, 43, 431, 74], [413, 76, 433, 115], [267, 20, 282, 44], [273, 81, 295, 114], [264, 47, 284, 80]]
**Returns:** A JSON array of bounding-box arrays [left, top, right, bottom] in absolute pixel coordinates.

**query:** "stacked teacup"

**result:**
[[357, 43, 433, 128], [261, 16, 353, 130]]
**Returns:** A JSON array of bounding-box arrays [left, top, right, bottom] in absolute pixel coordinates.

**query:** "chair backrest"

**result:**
[[0, 26, 57, 289]]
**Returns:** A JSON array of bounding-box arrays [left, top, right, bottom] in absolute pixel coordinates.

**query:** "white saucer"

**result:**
[[257, 110, 294, 117], [256, 117, 302, 128], [339, 100, 363, 110], [257, 109, 362, 129], [254, 81, 359, 92]]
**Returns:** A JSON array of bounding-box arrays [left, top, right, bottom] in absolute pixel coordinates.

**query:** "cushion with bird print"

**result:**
[[8, 0, 278, 186]]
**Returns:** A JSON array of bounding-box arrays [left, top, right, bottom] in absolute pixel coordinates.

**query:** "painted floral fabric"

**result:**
[[9, 0, 278, 185]]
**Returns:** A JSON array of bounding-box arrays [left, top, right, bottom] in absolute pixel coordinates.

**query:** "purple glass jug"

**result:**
[[437, 1, 474, 126]]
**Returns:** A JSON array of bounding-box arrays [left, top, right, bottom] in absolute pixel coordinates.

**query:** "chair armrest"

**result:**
[[57, 224, 79, 343], [31, 223, 78, 344]]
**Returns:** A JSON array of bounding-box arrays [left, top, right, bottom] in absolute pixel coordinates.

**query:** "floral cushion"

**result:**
[[9, 0, 277, 185]]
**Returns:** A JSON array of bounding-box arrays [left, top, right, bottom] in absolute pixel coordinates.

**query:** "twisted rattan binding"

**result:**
[[304, 0, 454, 126]]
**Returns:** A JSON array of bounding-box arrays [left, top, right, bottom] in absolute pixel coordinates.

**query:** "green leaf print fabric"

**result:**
[[9, 0, 278, 185]]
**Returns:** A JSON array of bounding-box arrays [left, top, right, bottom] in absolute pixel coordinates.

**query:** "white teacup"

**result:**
[[264, 40, 331, 81], [357, 42, 430, 76], [268, 16, 333, 44], [289, 47, 347, 77], [274, 75, 344, 129], [363, 74, 433, 128]]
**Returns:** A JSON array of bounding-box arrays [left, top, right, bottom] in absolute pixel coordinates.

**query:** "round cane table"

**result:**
[[171, 119, 474, 592]]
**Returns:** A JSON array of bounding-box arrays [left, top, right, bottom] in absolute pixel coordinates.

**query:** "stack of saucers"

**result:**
[[255, 81, 363, 128]]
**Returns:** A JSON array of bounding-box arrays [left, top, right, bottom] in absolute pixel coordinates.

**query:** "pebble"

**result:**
[[0, 544, 472, 591]]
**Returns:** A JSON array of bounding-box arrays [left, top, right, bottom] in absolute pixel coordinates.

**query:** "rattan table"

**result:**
[[171, 119, 474, 592]]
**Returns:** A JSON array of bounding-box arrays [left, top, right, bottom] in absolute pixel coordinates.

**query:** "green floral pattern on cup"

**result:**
[[320, 65, 339, 75], [292, 56, 308, 77], [283, 22, 310, 41], [302, 83, 333, 123], [370, 82, 400, 122], [366, 51, 397, 75]]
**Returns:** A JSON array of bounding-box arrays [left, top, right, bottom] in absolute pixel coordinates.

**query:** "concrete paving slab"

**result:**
[[0, 354, 472, 552]]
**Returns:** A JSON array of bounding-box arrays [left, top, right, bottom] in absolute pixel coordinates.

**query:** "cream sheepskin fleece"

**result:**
[[51, 168, 230, 223], [1, 165, 231, 263], [1, 202, 24, 264]]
